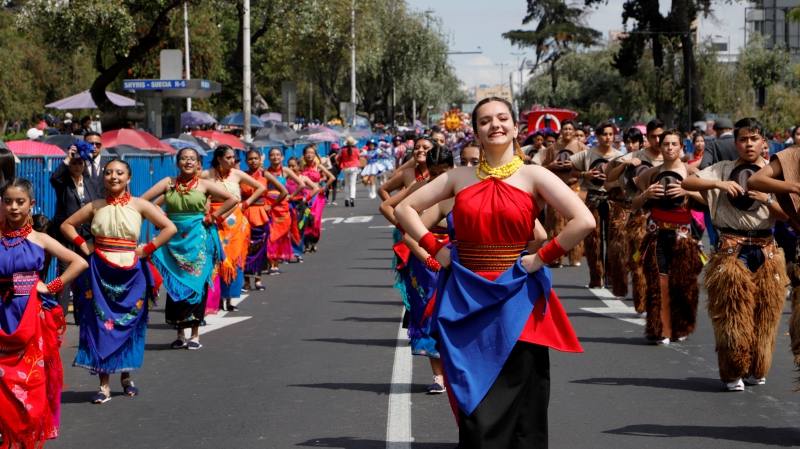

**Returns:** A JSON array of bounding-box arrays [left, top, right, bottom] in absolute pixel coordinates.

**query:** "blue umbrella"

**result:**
[[221, 112, 265, 128], [180, 111, 217, 128], [161, 138, 208, 156]]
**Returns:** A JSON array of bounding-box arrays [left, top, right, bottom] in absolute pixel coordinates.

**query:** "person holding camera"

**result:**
[[49, 139, 103, 320]]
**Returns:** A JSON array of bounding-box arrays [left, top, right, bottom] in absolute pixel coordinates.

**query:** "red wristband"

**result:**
[[418, 232, 445, 257], [425, 255, 441, 272], [72, 235, 86, 247], [46, 277, 64, 295], [537, 238, 567, 265], [143, 242, 157, 256]]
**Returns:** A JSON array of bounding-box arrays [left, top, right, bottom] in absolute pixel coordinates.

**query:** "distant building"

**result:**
[[472, 84, 512, 102], [746, 0, 800, 56]]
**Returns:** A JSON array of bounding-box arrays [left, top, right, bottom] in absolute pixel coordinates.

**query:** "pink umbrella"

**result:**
[[102, 129, 176, 153], [191, 130, 245, 150], [5, 140, 65, 156]]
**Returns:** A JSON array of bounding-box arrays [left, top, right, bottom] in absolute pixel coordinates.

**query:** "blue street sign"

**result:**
[[123, 79, 194, 90]]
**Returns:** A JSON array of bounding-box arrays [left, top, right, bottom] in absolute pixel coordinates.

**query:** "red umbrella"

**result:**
[[101, 129, 176, 153], [191, 130, 245, 150], [521, 107, 578, 135], [5, 140, 65, 156]]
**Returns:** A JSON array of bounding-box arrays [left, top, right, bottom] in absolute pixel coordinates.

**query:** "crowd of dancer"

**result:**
[[0, 142, 334, 447], [5, 96, 800, 448], [379, 98, 800, 448]]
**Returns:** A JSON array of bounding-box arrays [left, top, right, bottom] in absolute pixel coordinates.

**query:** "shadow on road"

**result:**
[[604, 424, 800, 446], [304, 337, 399, 348], [60, 390, 96, 404], [571, 376, 720, 392], [296, 437, 454, 448]]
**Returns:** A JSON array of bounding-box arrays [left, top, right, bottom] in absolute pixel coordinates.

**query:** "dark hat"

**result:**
[[588, 158, 609, 187], [652, 170, 685, 209], [713, 117, 734, 130], [623, 160, 653, 191], [727, 163, 761, 211]]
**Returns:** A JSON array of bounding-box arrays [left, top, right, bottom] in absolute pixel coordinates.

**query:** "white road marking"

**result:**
[[581, 287, 646, 326], [385, 309, 413, 449], [369, 225, 396, 229], [321, 215, 375, 224], [197, 293, 252, 335]]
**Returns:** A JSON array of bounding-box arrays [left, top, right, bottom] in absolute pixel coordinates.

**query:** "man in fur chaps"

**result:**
[[684, 117, 788, 391]]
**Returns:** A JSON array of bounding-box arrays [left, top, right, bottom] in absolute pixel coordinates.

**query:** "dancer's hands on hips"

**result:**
[[435, 247, 451, 269], [521, 253, 544, 274]]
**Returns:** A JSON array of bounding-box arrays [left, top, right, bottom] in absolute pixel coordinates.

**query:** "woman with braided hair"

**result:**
[[0, 178, 87, 446]]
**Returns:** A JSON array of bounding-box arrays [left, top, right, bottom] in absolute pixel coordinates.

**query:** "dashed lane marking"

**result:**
[[197, 293, 252, 335], [581, 287, 645, 326]]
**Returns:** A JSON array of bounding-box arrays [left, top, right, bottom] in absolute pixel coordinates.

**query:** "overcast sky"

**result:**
[[406, 0, 747, 89]]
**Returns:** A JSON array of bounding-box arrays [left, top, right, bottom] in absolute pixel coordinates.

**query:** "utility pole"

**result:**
[[350, 0, 356, 127], [242, 0, 252, 142], [183, 1, 191, 112]]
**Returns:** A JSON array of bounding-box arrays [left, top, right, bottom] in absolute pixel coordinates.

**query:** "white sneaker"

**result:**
[[676, 336, 688, 342], [656, 337, 670, 346], [743, 376, 766, 386], [726, 378, 745, 391]]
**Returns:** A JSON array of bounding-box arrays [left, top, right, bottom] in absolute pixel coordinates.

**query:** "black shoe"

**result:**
[[350, 199, 355, 207], [345, 199, 351, 207]]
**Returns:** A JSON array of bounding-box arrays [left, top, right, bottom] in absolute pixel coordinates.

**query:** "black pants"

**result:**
[[459, 342, 550, 449]]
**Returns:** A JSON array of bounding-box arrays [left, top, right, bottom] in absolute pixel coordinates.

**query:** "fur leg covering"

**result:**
[[585, 202, 604, 288], [668, 236, 702, 339], [750, 245, 788, 379], [568, 183, 584, 265], [628, 213, 648, 313], [705, 250, 756, 382], [787, 263, 800, 369], [606, 202, 630, 297], [641, 234, 663, 339]]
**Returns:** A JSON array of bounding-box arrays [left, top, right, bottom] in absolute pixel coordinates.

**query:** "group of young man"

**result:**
[[522, 117, 800, 391]]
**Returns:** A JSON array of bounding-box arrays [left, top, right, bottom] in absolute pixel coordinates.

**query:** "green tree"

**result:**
[[739, 34, 790, 108], [503, 0, 601, 104], [19, 0, 187, 112]]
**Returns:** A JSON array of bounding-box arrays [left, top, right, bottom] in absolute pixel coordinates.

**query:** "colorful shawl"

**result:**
[[212, 205, 251, 284], [152, 213, 223, 304]]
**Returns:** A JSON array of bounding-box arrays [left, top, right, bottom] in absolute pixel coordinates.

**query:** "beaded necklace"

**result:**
[[476, 156, 524, 180], [175, 174, 199, 195], [1, 221, 32, 248], [415, 166, 430, 182], [106, 191, 131, 206]]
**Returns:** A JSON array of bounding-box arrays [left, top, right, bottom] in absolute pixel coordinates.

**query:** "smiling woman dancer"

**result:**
[[141, 148, 236, 350], [395, 97, 592, 449], [242, 149, 288, 289], [0, 179, 87, 446], [61, 160, 177, 403], [202, 145, 266, 311], [265, 148, 306, 273]]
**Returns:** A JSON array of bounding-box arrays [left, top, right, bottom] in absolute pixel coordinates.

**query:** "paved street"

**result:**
[[50, 192, 800, 449]]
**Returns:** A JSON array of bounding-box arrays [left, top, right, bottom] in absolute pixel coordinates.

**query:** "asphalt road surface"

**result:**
[[50, 191, 800, 449]]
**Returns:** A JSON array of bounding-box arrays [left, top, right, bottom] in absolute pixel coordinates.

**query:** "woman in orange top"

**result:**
[[242, 149, 287, 290]]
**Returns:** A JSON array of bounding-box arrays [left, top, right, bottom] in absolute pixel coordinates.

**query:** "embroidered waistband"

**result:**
[[457, 241, 526, 272], [0, 271, 39, 297], [95, 236, 137, 253]]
